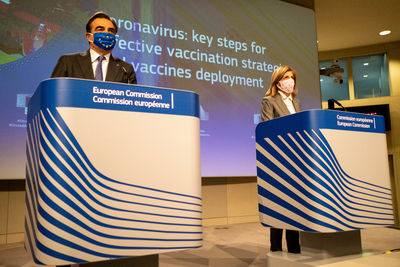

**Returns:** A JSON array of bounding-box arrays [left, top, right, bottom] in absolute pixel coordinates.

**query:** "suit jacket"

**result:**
[[260, 93, 301, 122], [51, 50, 136, 84]]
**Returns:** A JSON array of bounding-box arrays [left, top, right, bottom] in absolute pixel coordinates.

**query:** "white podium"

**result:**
[[256, 109, 394, 266], [25, 78, 202, 266]]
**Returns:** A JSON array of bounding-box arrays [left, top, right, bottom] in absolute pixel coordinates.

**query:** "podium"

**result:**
[[25, 78, 202, 265], [256, 109, 394, 264]]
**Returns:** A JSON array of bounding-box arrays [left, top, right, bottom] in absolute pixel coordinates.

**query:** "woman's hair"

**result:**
[[265, 65, 297, 97]]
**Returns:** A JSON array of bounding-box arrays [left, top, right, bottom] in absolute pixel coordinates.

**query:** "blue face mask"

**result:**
[[90, 32, 116, 50]]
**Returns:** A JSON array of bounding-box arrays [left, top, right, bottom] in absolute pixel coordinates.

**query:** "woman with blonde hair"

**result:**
[[260, 65, 301, 253], [261, 65, 301, 121]]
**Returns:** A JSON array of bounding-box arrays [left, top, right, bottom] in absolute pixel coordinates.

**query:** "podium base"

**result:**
[[71, 254, 159, 267], [267, 230, 365, 267], [266, 250, 400, 267], [300, 230, 362, 257]]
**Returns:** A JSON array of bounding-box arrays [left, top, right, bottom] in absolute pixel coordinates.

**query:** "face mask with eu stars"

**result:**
[[90, 32, 116, 50]]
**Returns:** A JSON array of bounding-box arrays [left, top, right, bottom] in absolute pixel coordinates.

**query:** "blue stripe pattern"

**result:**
[[25, 108, 202, 265], [256, 129, 394, 232]]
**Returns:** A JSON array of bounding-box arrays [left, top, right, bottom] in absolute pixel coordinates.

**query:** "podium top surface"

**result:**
[[28, 78, 199, 120], [256, 109, 386, 139]]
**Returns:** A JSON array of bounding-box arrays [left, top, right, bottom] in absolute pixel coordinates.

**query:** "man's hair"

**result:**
[[86, 11, 118, 33]]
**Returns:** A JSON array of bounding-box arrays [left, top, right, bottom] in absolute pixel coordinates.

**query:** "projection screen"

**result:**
[[0, 0, 321, 178]]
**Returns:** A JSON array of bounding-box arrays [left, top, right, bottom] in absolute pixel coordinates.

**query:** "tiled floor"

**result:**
[[1, 223, 400, 266]]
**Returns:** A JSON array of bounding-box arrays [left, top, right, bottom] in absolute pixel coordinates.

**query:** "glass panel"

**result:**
[[319, 58, 349, 101], [352, 54, 390, 99]]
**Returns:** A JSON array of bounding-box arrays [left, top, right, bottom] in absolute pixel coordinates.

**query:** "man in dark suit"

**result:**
[[51, 11, 136, 84]]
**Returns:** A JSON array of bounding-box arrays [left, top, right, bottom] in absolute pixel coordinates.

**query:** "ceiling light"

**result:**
[[363, 75, 368, 78], [363, 63, 369, 66], [379, 30, 391, 36]]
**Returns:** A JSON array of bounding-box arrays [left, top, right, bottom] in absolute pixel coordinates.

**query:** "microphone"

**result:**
[[328, 98, 346, 111]]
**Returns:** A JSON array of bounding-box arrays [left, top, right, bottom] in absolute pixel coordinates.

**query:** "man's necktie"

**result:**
[[95, 55, 105, 81]]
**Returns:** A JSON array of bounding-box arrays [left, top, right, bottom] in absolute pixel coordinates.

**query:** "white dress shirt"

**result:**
[[278, 90, 296, 114], [90, 49, 110, 81]]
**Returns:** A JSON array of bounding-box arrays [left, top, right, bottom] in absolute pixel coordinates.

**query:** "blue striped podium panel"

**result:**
[[256, 109, 394, 233], [25, 78, 202, 265]]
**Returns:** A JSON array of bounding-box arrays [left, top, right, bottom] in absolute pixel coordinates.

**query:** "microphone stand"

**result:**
[[328, 98, 346, 111]]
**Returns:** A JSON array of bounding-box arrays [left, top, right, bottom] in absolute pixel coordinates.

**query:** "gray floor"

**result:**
[[1, 223, 400, 266]]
